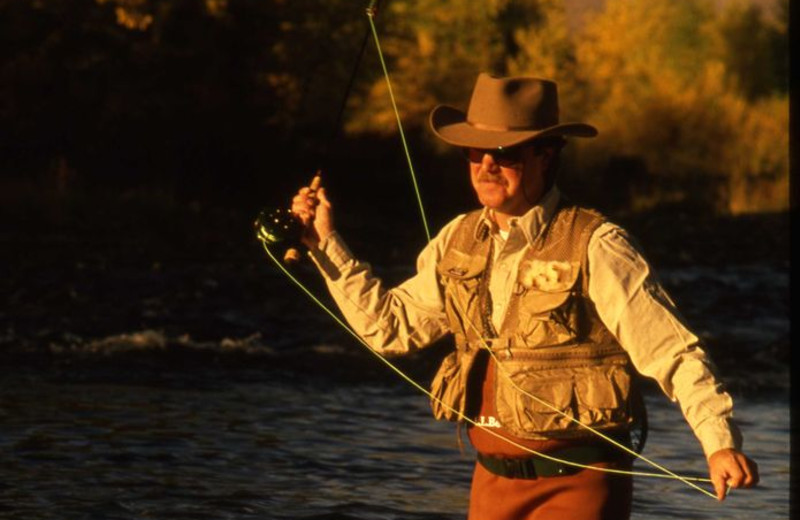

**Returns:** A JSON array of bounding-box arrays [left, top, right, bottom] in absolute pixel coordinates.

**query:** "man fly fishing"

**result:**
[[288, 73, 759, 520]]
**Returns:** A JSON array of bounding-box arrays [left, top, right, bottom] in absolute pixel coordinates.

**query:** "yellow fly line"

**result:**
[[257, 236, 718, 500], [362, 2, 719, 498], [366, 2, 431, 244]]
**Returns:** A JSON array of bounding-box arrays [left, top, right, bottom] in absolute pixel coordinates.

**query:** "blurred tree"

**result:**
[[575, 0, 715, 115], [566, 0, 788, 214], [0, 0, 379, 200], [0, 0, 787, 215], [1, 0, 283, 190], [97, 0, 154, 31], [344, 0, 545, 140], [506, 0, 580, 112], [707, 0, 788, 101]]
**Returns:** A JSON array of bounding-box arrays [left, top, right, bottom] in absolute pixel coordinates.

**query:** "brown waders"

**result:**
[[466, 354, 633, 520]]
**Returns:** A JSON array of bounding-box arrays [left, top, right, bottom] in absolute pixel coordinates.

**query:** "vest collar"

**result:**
[[475, 187, 562, 245]]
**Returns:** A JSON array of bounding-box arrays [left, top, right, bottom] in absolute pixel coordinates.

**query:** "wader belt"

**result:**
[[476, 432, 632, 479]]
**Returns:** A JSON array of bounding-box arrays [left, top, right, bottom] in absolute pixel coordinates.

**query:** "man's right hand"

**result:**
[[291, 183, 334, 249], [707, 448, 759, 501]]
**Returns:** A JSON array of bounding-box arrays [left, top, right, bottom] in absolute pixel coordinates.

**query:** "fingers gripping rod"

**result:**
[[284, 172, 322, 264]]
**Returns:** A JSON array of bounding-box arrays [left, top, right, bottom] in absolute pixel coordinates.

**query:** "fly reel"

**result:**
[[254, 207, 305, 263], [254, 207, 303, 246]]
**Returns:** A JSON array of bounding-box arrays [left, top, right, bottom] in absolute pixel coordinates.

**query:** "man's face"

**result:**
[[467, 145, 550, 216]]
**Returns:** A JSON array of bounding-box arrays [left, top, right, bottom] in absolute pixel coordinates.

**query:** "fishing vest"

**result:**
[[429, 204, 634, 440]]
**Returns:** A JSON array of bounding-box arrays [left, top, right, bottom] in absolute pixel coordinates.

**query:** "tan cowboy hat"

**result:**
[[429, 73, 597, 149]]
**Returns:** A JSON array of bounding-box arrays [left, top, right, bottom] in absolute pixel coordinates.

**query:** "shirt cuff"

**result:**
[[308, 231, 355, 280], [693, 416, 743, 459]]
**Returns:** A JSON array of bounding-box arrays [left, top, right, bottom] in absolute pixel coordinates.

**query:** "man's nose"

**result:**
[[481, 153, 500, 172]]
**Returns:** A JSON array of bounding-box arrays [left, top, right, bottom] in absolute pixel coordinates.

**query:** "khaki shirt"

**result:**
[[308, 187, 741, 458]]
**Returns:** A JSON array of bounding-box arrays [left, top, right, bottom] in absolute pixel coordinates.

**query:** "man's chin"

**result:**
[[477, 193, 510, 209]]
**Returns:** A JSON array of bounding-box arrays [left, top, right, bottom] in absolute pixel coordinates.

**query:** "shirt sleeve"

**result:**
[[587, 222, 743, 458], [306, 218, 463, 357]]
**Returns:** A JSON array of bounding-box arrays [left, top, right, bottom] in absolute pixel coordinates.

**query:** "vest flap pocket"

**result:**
[[574, 366, 631, 424], [430, 351, 461, 420], [430, 350, 480, 422], [518, 289, 573, 316], [517, 260, 580, 316], [437, 249, 486, 280], [495, 363, 632, 437], [495, 370, 576, 434], [519, 377, 574, 413]]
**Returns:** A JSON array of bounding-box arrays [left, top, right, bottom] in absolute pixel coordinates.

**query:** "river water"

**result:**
[[0, 364, 790, 519]]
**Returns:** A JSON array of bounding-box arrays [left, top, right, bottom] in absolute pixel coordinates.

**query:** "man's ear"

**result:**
[[539, 146, 561, 191], [540, 146, 556, 170]]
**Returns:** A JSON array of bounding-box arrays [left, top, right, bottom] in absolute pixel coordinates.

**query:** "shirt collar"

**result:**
[[474, 187, 562, 245]]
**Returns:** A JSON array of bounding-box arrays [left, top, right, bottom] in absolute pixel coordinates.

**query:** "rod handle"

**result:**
[[283, 172, 322, 264]]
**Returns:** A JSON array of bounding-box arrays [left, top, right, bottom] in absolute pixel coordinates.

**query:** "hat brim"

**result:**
[[429, 104, 597, 149]]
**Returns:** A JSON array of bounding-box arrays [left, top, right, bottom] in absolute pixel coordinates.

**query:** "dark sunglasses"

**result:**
[[462, 146, 526, 167]]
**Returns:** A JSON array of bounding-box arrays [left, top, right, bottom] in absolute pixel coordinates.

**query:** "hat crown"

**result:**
[[428, 72, 596, 149], [466, 74, 559, 131]]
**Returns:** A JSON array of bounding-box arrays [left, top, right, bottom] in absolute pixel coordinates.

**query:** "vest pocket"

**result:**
[[430, 350, 481, 422], [437, 249, 486, 280], [495, 369, 578, 434], [430, 351, 460, 420], [514, 261, 581, 344], [517, 290, 579, 345], [574, 365, 631, 425], [438, 249, 486, 340], [494, 363, 631, 437]]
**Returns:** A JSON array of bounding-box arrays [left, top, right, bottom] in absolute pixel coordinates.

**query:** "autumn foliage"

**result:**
[[347, 0, 788, 214], [0, 0, 788, 216]]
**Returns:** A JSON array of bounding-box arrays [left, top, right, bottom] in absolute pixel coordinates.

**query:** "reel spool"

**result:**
[[254, 174, 321, 264], [254, 207, 305, 263]]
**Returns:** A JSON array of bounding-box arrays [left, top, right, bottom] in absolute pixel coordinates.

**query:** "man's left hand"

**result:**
[[707, 448, 759, 501]]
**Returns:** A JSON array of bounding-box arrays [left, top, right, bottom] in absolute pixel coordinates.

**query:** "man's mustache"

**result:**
[[476, 172, 507, 184]]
